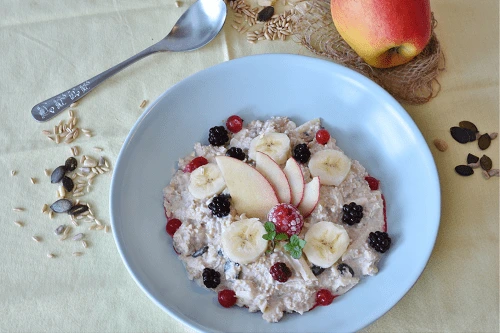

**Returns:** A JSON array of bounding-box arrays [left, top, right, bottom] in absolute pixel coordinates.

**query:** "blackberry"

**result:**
[[311, 265, 325, 276], [292, 143, 311, 163], [225, 147, 246, 161], [202, 268, 221, 288], [342, 202, 363, 225], [208, 126, 229, 146], [368, 231, 391, 253], [270, 262, 292, 282], [337, 263, 354, 277], [208, 195, 231, 217]]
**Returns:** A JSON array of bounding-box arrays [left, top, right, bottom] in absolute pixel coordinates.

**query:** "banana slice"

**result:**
[[248, 132, 291, 165], [308, 149, 351, 186], [221, 218, 268, 264], [187, 163, 226, 199], [303, 221, 350, 268]]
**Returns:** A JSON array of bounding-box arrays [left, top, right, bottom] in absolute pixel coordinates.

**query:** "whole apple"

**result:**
[[330, 0, 432, 68]]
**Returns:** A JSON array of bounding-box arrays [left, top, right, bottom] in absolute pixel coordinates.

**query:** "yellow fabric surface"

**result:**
[[0, 0, 498, 332]]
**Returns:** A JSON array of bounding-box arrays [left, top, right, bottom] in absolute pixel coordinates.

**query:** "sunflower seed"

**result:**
[[50, 199, 73, 213], [13, 207, 24, 212], [70, 102, 78, 107], [62, 176, 75, 192], [11, 170, 16, 176], [455, 165, 474, 176], [47, 253, 56, 258], [81, 128, 91, 134], [95, 225, 104, 231], [72, 252, 83, 257], [94, 219, 102, 226], [139, 100, 148, 108], [32, 236, 41, 242], [82, 240, 88, 248], [55, 225, 66, 235], [80, 155, 86, 164], [42, 130, 52, 136], [49, 211, 54, 219], [480, 155, 492, 171], [51, 166, 67, 183], [44, 169, 51, 176], [59, 235, 68, 241], [14, 221, 23, 227], [467, 153, 479, 164], [93, 147, 103, 152], [83, 158, 97, 168], [84, 132, 92, 138], [68, 204, 89, 216], [478, 133, 491, 150], [488, 169, 499, 177], [490, 132, 498, 140], [104, 225, 110, 233], [64, 226, 72, 235], [57, 186, 67, 198], [89, 224, 97, 230], [468, 161, 480, 169], [73, 192, 85, 197], [55, 134, 60, 144], [30, 177, 36, 184], [72, 233, 84, 241], [98, 156, 105, 167]]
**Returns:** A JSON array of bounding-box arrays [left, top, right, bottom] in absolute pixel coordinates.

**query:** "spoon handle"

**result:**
[[31, 46, 158, 122]]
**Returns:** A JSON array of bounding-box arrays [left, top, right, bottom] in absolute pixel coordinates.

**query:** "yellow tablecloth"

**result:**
[[1, 0, 498, 332]]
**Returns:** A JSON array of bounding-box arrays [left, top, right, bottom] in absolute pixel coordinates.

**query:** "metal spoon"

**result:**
[[31, 0, 226, 122]]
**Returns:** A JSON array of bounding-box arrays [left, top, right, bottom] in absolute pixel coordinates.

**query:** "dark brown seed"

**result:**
[[51, 166, 66, 183], [455, 165, 474, 176], [459, 121, 478, 133], [62, 176, 74, 192], [67, 204, 89, 216], [50, 199, 73, 213], [480, 155, 492, 171], [465, 128, 477, 142], [65, 157, 78, 171], [478, 133, 491, 150], [467, 153, 479, 164], [450, 127, 470, 144], [257, 6, 274, 22]]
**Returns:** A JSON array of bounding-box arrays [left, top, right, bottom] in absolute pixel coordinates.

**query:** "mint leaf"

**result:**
[[275, 233, 289, 241], [284, 235, 306, 259], [262, 233, 273, 241], [264, 222, 275, 233]]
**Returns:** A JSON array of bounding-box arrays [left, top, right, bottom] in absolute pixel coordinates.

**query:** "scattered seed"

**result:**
[[467, 153, 479, 164], [139, 100, 148, 108], [70, 102, 78, 108], [104, 225, 110, 233], [11, 170, 16, 176], [59, 235, 68, 241], [480, 155, 492, 171], [467, 161, 480, 169], [455, 165, 474, 176], [72, 220, 79, 227], [30, 177, 37, 184], [49, 211, 54, 219], [68, 204, 89, 216], [257, 6, 274, 21], [84, 133, 92, 138], [44, 169, 51, 176], [47, 253, 56, 258], [89, 224, 97, 230], [93, 147, 103, 153], [47, 136, 55, 142], [65, 157, 78, 171], [50, 199, 73, 213], [488, 169, 499, 177], [87, 172, 97, 180], [478, 133, 492, 150], [490, 132, 498, 140], [51, 166, 67, 183], [13, 207, 24, 212], [72, 233, 84, 241], [62, 176, 75, 192], [42, 130, 52, 136], [450, 126, 473, 144], [458, 121, 478, 133], [32, 236, 41, 243], [55, 225, 66, 235], [83, 158, 97, 168], [81, 129, 91, 134], [95, 225, 105, 230], [82, 240, 88, 248], [72, 252, 83, 257], [55, 134, 60, 144], [64, 226, 72, 235], [80, 155, 86, 164], [69, 110, 74, 118], [14, 221, 23, 227], [73, 192, 85, 197]]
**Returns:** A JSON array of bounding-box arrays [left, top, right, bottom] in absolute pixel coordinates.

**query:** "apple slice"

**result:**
[[255, 152, 291, 204], [215, 155, 279, 221], [283, 157, 305, 207], [297, 177, 320, 217]]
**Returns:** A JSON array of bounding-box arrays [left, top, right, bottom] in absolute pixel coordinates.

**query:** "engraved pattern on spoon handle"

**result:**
[[31, 46, 159, 122]]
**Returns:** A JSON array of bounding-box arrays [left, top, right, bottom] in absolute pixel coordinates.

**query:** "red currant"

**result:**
[[218, 289, 237, 308], [365, 176, 380, 191], [183, 156, 208, 173], [226, 115, 243, 133], [315, 129, 330, 145], [316, 289, 336, 306], [166, 218, 182, 237]]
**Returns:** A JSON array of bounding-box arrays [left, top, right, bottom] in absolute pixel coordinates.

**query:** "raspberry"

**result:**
[[365, 176, 380, 190], [208, 126, 229, 146], [166, 218, 182, 237], [270, 262, 292, 282], [226, 115, 244, 133], [183, 156, 208, 173], [368, 231, 391, 253], [316, 289, 336, 306], [315, 129, 330, 145], [218, 289, 237, 308], [202, 268, 221, 288], [292, 143, 311, 164], [267, 203, 304, 237]]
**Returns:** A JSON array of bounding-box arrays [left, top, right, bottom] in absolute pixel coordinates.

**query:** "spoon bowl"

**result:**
[[31, 0, 227, 122]]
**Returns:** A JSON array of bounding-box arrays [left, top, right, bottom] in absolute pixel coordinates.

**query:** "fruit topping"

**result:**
[[188, 163, 226, 199], [248, 132, 291, 165], [226, 115, 244, 133], [308, 149, 351, 186], [267, 203, 304, 237], [365, 176, 380, 190], [221, 218, 268, 264], [337, 263, 354, 276], [166, 218, 182, 237], [218, 289, 237, 308], [292, 143, 311, 164], [202, 268, 221, 289], [225, 147, 246, 161], [368, 231, 391, 253], [342, 202, 364, 226], [315, 129, 330, 145], [208, 194, 231, 217], [270, 262, 292, 282], [183, 156, 208, 173], [315, 289, 335, 306], [255, 151, 292, 204], [303, 221, 350, 268], [208, 126, 229, 146]]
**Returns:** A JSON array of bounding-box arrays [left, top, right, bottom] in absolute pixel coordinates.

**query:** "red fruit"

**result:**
[[315, 129, 330, 145], [315, 289, 336, 306], [381, 194, 387, 232], [183, 156, 208, 173], [226, 115, 244, 133], [267, 203, 304, 237], [166, 218, 182, 237], [218, 289, 237, 308], [365, 176, 380, 190], [270, 262, 292, 282]]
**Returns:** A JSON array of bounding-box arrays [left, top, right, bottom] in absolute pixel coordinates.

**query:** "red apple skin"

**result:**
[[330, 0, 432, 68]]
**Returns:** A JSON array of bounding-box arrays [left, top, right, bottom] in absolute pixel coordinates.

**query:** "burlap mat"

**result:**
[[292, 0, 445, 105]]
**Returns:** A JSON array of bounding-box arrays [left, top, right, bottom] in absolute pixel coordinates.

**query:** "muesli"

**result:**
[[163, 116, 391, 322]]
